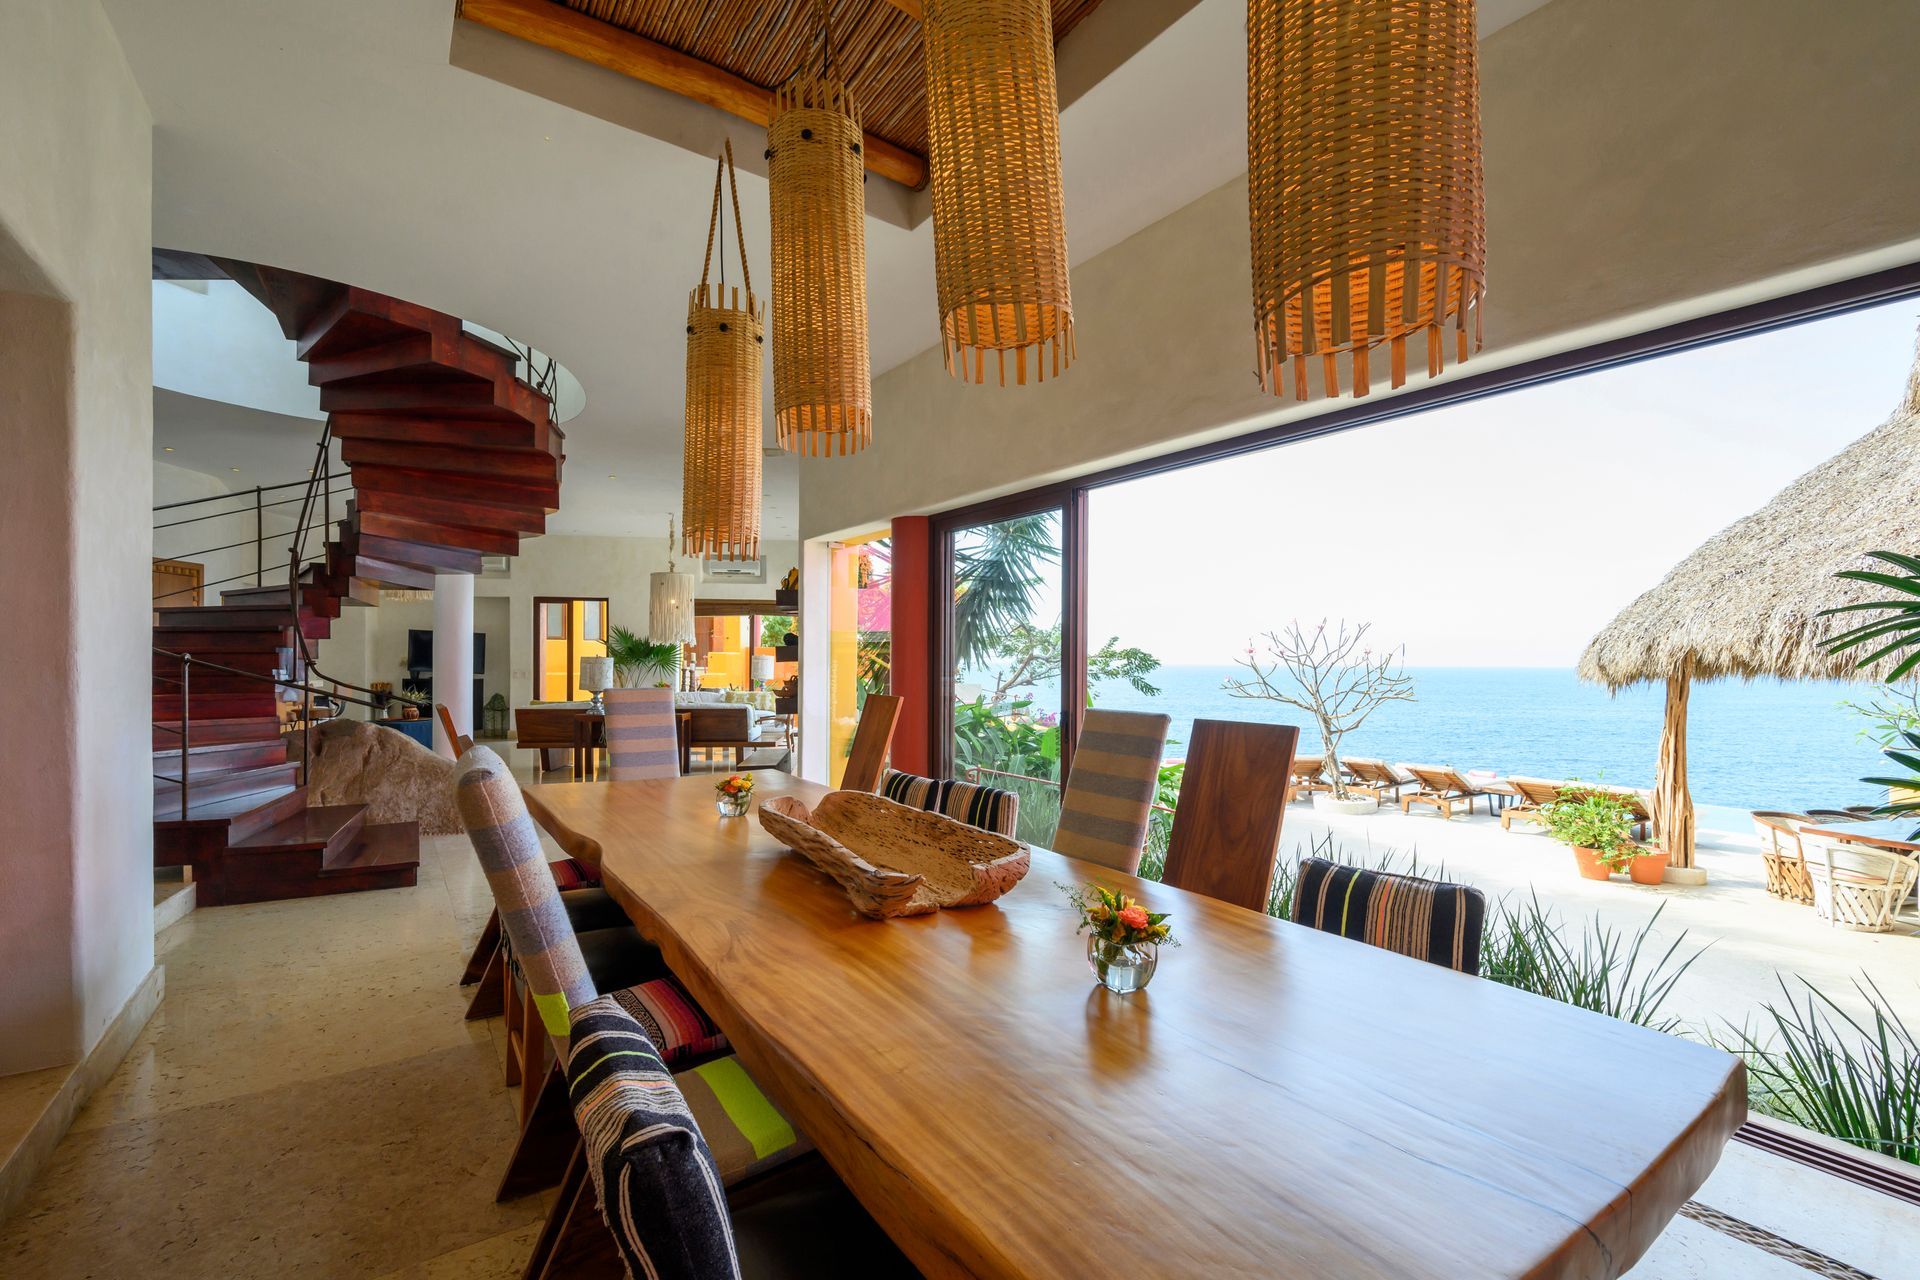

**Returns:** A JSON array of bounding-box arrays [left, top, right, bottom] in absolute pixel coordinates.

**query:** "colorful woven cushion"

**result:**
[[566, 996, 742, 1280], [604, 687, 681, 781], [677, 1055, 808, 1186], [611, 979, 729, 1066], [881, 770, 1020, 838], [548, 856, 601, 890], [453, 746, 594, 1036], [1291, 856, 1486, 975], [1052, 709, 1171, 873]]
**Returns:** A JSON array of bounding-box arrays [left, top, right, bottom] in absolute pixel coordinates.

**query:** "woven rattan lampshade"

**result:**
[[649, 515, 696, 646], [1248, 0, 1485, 400], [924, 0, 1074, 387], [683, 141, 764, 562], [768, 47, 871, 455]]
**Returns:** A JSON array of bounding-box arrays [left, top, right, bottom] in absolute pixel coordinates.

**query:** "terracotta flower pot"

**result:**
[[1571, 846, 1614, 880], [1628, 848, 1670, 885]]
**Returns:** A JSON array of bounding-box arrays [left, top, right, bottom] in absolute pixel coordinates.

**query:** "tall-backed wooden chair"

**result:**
[[1051, 709, 1171, 873], [1160, 720, 1298, 912], [1290, 856, 1487, 975], [881, 769, 1020, 837], [435, 702, 474, 756], [841, 694, 903, 792], [604, 687, 681, 781]]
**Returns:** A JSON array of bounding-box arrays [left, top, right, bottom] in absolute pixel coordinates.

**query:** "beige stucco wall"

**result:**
[[0, 0, 153, 1073], [801, 0, 1920, 539], [315, 534, 801, 716]]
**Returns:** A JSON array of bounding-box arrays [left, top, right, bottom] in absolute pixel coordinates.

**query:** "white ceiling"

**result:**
[[114, 0, 1555, 543]]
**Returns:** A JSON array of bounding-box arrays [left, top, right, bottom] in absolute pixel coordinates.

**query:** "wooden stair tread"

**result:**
[[157, 783, 301, 826], [322, 821, 421, 874], [230, 804, 368, 852]]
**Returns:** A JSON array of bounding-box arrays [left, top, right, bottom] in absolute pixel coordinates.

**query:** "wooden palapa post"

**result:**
[[1652, 658, 1696, 871]]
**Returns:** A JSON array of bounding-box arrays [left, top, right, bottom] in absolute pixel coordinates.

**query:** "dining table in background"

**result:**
[[525, 773, 1745, 1280]]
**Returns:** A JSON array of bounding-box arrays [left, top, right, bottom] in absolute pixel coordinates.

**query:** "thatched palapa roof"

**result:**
[[1580, 327, 1920, 691]]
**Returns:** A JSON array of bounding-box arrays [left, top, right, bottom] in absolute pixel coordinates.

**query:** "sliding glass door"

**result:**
[[942, 503, 1073, 843], [533, 596, 607, 701]]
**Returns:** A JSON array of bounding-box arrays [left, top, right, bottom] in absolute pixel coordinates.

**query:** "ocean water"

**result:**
[[969, 666, 1892, 821]]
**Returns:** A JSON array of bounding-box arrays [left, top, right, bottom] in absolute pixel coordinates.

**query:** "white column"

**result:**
[[433, 572, 475, 757]]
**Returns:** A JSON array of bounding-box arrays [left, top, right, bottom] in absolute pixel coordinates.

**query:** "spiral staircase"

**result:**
[[153, 262, 563, 905]]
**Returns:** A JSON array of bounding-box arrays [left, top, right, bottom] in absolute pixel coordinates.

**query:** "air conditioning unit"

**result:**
[[480, 554, 511, 576], [702, 555, 766, 583]]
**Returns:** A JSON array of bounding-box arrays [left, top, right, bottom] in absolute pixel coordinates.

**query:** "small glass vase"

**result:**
[[1088, 936, 1158, 994], [716, 796, 750, 818]]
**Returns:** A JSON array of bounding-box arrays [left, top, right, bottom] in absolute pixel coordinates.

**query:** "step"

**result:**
[[152, 738, 289, 776], [152, 716, 283, 751], [154, 783, 303, 836], [153, 762, 301, 819], [153, 691, 282, 720], [353, 482, 548, 535], [155, 605, 296, 631], [152, 649, 281, 678], [321, 820, 420, 875], [338, 437, 561, 484], [152, 628, 291, 656], [354, 533, 483, 575], [218, 585, 301, 607], [320, 378, 522, 419], [303, 331, 441, 385], [355, 510, 520, 558], [231, 803, 366, 858], [330, 410, 551, 455], [351, 464, 558, 513], [152, 668, 283, 696]]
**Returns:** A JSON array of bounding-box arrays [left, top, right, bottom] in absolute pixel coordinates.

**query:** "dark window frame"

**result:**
[[532, 594, 609, 702], [924, 260, 1920, 780]]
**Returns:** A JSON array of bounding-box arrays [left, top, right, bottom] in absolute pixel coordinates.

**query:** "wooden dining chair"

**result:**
[[1159, 720, 1298, 912], [1051, 709, 1171, 873], [840, 694, 903, 792], [435, 702, 474, 756], [604, 687, 681, 781], [523, 995, 912, 1280], [881, 769, 1020, 837], [1290, 856, 1487, 975]]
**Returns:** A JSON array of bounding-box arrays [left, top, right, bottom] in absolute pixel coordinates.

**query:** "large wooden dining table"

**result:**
[[525, 772, 1745, 1280]]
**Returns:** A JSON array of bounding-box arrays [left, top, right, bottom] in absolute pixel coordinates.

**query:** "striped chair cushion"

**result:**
[[1052, 709, 1171, 873], [567, 996, 742, 1280], [605, 687, 681, 781], [454, 746, 594, 1037], [609, 979, 729, 1065], [1290, 856, 1486, 975], [548, 856, 601, 890], [881, 770, 1020, 837]]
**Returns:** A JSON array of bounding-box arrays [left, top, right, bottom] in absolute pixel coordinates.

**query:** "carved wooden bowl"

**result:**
[[758, 791, 1031, 918]]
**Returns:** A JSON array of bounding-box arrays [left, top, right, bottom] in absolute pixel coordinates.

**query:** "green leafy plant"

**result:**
[[952, 513, 1059, 670], [760, 615, 795, 647], [607, 625, 680, 687], [1720, 975, 1920, 1165], [1864, 727, 1920, 837], [1480, 896, 1703, 1032], [1539, 785, 1638, 865], [1821, 549, 1920, 680]]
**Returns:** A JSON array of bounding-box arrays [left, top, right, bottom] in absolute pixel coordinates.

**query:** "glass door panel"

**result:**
[[946, 509, 1065, 844], [829, 533, 891, 786]]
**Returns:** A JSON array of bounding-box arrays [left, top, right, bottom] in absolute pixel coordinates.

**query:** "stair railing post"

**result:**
[[179, 654, 191, 819], [255, 486, 264, 586]]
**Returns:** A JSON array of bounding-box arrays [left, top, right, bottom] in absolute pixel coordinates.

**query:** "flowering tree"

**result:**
[[1222, 620, 1414, 799]]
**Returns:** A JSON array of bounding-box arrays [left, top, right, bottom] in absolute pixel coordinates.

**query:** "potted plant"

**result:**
[[1625, 842, 1671, 885], [1221, 619, 1415, 816], [1540, 786, 1637, 881], [608, 625, 681, 688]]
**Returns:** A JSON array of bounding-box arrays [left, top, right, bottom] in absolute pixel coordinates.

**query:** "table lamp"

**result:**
[[579, 656, 614, 714], [751, 654, 775, 690]]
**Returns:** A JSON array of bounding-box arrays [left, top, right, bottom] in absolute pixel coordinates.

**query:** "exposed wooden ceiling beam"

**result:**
[[458, 0, 929, 189]]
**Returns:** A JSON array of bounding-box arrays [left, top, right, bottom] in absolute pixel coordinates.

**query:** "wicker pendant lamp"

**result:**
[[648, 515, 696, 646], [768, 8, 872, 455], [923, 0, 1074, 387], [1248, 0, 1485, 400], [682, 139, 764, 562]]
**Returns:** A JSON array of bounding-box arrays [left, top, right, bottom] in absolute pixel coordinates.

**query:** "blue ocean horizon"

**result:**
[[970, 666, 1889, 826]]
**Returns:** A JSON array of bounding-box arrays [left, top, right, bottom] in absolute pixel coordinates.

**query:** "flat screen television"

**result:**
[[407, 629, 484, 673]]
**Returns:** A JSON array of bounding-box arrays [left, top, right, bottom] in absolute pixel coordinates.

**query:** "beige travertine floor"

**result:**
[[2, 748, 1915, 1277]]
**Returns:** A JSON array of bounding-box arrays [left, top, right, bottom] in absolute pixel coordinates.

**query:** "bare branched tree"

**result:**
[[1222, 620, 1415, 799]]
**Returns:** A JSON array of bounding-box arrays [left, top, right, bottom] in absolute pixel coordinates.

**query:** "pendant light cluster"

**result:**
[[923, 0, 1075, 386], [1247, 0, 1486, 399], [767, 7, 872, 456], [681, 139, 763, 563]]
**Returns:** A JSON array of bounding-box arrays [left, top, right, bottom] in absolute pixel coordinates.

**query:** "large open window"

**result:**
[[533, 596, 607, 702]]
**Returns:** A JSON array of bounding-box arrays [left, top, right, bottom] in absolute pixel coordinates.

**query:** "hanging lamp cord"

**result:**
[[697, 141, 751, 301]]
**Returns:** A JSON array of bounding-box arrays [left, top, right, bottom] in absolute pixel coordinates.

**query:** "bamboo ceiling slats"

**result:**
[[557, 0, 1107, 156]]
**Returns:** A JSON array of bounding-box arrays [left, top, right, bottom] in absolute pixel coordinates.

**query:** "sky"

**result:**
[[1076, 300, 1920, 668]]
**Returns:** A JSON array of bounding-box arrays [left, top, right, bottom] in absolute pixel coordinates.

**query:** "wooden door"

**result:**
[[153, 558, 203, 608]]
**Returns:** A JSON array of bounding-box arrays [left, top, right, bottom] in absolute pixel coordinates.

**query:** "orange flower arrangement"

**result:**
[[715, 774, 755, 801], [1059, 881, 1176, 948]]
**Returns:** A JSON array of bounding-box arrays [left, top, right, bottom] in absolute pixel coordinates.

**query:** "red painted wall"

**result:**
[[888, 516, 932, 775]]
